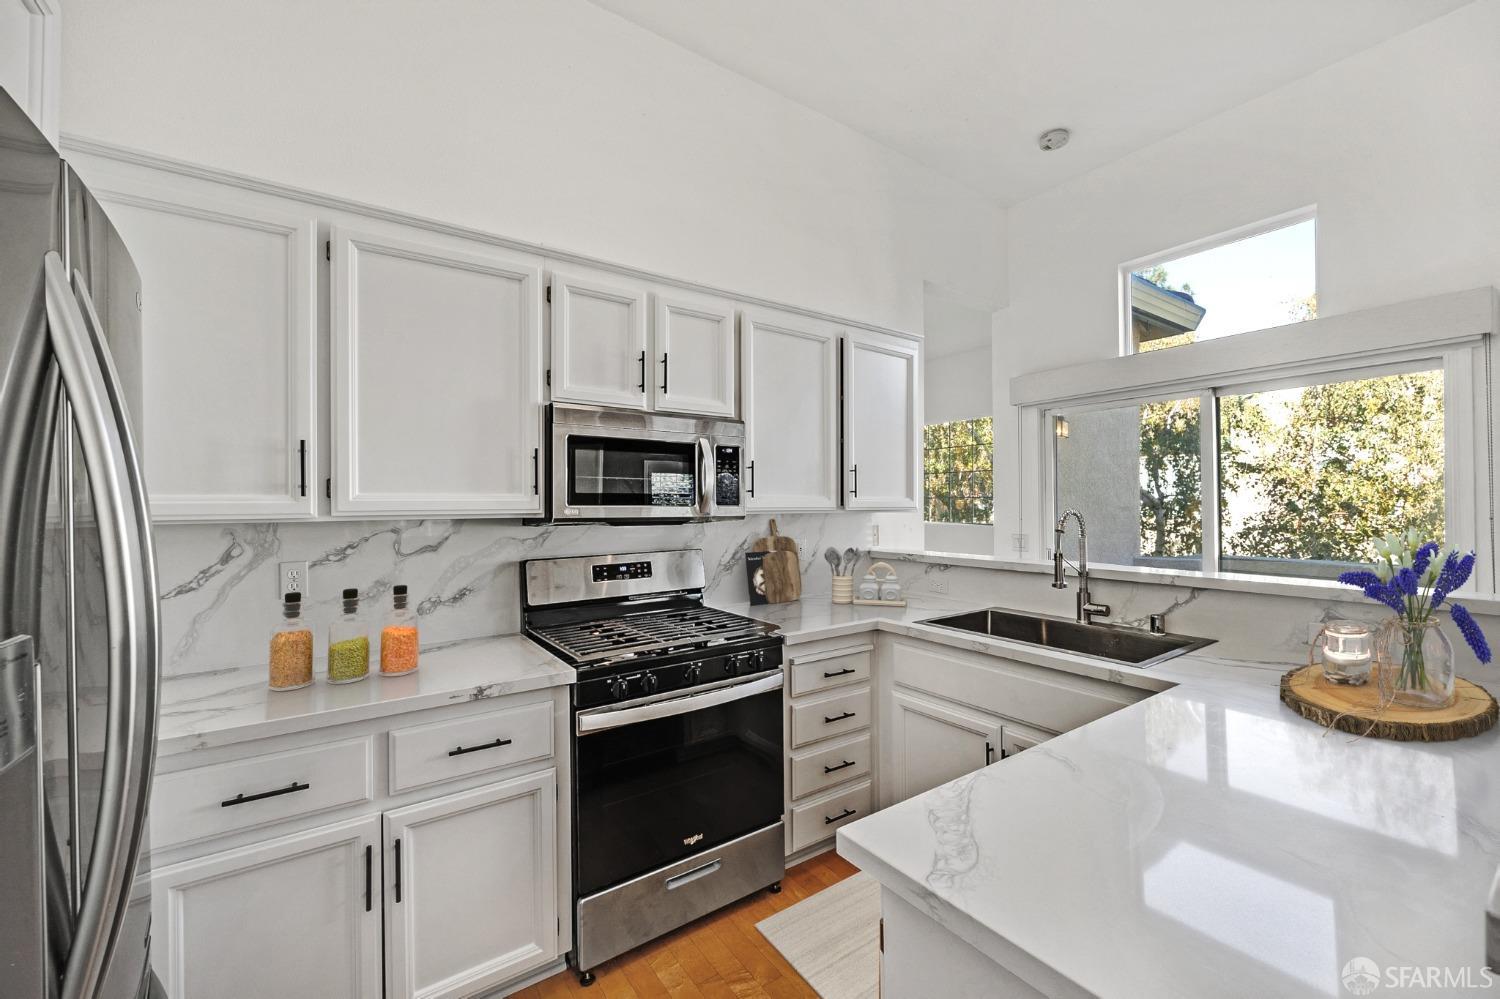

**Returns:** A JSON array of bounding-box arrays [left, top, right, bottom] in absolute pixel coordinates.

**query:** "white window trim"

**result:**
[[1015, 287, 1499, 595], [1117, 206, 1317, 356]]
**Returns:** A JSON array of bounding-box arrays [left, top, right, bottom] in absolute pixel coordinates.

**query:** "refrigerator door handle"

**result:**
[[43, 251, 161, 999]]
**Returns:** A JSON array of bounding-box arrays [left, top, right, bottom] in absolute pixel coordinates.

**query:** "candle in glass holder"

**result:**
[[1320, 620, 1373, 685]]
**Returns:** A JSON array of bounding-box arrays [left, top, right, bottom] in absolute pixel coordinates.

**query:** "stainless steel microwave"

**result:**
[[543, 404, 746, 522]]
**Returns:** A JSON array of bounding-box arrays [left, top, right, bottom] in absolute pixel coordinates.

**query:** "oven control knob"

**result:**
[[725, 655, 740, 677], [683, 664, 701, 685], [644, 671, 660, 693], [751, 650, 767, 669], [607, 676, 627, 701]]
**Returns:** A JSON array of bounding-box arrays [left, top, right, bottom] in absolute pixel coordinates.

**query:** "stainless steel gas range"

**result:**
[[521, 550, 786, 987]]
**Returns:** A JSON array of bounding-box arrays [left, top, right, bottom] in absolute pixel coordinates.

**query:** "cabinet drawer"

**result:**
[[789, 780, 871, 854], [152, 738, 372, 850], [790, 686, 871, 748], [388, 699, 553, 795], [789, 732, 871, 800], [788, 645, 872, 697]]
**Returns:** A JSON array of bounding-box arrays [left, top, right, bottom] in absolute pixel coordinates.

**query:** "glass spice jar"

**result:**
[[268, 591, 313, 691], [380, 584, 420, 676], [327, 588, 370, 684]]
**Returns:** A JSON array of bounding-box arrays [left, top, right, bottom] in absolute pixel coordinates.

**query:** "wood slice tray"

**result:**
[[1280, 664, 1498, 741]]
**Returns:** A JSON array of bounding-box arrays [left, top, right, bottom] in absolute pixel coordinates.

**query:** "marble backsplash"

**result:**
[[154, 512, 915, 677]]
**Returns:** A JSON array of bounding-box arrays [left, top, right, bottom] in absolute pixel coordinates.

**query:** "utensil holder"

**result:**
[[831, 576, 854, 605]]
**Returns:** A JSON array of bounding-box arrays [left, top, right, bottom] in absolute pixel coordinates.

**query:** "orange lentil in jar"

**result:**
[[381, 626, 420, 675], [269, 629, 314, 690]]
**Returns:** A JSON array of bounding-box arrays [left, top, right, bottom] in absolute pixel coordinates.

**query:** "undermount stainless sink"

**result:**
[[920, 608, 1214, 668]]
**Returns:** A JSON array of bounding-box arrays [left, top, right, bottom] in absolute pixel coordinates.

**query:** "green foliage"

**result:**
[[924, 418, 994, 525], [1136, 371, 1445, 566], [1224, 372, 1444, 562], [1138, 398, 1201, 556]]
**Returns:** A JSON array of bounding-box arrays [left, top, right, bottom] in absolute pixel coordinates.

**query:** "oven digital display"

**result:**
[[592, 561, 653, 582]]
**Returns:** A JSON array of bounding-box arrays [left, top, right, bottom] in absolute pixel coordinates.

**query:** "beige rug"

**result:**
[[756, 872, 880, 998]]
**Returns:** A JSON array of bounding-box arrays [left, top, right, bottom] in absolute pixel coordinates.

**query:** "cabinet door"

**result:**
[[652, 290, 736, 417], [0, 0, 60, 143], [384, 770, 558, 999], [151, 815, 382, 999], [843, 330, 921, 510], [332, 227, 544, 517], [549, 268, 649, 410], [741, 309, 840, 510], [886, 690, 1001, 806], [97, 188, 318, 520]]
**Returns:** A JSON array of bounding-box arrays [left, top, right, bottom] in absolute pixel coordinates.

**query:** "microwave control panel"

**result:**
[[715, 446, 742, 507]]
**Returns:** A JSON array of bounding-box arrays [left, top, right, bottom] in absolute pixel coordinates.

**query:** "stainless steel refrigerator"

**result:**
[[0, 86, 164, 998]]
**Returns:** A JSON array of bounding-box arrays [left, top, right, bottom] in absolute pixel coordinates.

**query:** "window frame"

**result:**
[[1027, 333, 1491, 590], [1118, 207, 1318, 357]]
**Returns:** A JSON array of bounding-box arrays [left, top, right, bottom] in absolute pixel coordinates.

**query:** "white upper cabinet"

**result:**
[[741, 308, 840, 511], [383, 771, 558, 999], [332, 227, 544, 518], [549, 266, 737, 418], [0, 0, 60, 143], [651, 290, 736, 418], [549, 267, 649, 410], [843, 329, 922, 510], [98, 187, 318, 521]]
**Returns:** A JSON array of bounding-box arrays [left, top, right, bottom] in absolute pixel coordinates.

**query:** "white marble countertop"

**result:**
[[726, 595, 1500, 998], [155, 635, 574, 757]]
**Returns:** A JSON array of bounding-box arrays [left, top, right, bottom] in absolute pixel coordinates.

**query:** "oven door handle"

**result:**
[[576, 671, 783, 735]]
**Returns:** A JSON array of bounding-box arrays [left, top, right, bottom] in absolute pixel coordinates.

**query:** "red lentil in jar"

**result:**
[[380, 584, 419, 675]]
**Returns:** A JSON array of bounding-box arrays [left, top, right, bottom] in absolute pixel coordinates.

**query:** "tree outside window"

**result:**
[[924, 418, 993, 525]]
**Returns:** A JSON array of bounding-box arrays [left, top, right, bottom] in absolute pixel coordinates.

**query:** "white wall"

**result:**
[[923, 346, 992, 426], [992, 0, 1500, 551], [59, 0, 1005, 335]]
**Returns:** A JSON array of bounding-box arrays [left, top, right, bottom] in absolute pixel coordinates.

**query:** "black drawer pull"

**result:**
[[220, 781, 310, 808], [825, 807, 856, 824], [448, 737, 513, 757], [824, 760, 857, 774], [823, 667, 856, 679], [824, 711, 856, 724]]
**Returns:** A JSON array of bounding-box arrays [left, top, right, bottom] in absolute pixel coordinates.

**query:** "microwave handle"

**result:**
[[697, 437, 713, 516]]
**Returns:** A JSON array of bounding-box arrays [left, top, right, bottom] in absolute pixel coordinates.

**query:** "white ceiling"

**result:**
[[586, 0, 1472, 204]]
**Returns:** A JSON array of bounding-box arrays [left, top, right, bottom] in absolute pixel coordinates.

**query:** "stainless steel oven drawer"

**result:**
[[575, 821, 784, 971]]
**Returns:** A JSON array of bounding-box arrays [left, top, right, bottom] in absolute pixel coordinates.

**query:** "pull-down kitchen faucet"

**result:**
[[1052, 509, 1110, 624]]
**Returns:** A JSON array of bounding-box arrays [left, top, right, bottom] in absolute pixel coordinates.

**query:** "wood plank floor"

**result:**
[[518, 850, 862, 999]]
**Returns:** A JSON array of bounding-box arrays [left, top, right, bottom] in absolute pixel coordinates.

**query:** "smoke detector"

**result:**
[[1038, 128, 1071, 152]]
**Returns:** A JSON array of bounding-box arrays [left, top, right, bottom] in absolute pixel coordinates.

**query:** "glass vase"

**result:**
[[1377, 618, 1456, 709]]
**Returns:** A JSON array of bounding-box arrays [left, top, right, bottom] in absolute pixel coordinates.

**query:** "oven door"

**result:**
[[574, 672, 783, 897]]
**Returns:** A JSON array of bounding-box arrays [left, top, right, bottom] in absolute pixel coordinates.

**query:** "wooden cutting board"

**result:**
[[749, 519, 801, 603]]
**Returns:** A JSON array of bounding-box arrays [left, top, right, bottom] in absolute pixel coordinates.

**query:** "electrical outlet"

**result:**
[[1012, 533, 1029, 554], [870, 524, 880, 545], [931, 578, 949, 595], [279, 561, 309, 598]]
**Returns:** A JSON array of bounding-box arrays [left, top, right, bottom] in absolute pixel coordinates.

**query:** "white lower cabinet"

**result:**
[[149, 691, 569, 999], [384, 771, 558, 999], [885, 689, 1003, 806], [151, 815, 382, 999]]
